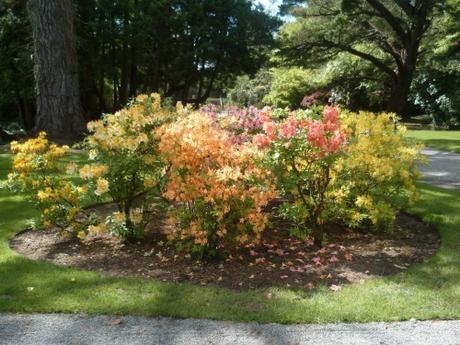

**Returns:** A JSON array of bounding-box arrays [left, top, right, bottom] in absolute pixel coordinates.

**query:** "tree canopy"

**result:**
[[277, 0, 446, 116]]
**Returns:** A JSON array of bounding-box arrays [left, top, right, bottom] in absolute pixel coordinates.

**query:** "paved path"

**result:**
[[1, 147, 459, 345], [1, 314, 459, 345], [419, 148, 460, 190]]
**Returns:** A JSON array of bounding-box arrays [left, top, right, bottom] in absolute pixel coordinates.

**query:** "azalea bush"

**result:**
[[253, 106, 348, 245], [80, 93, 175, 241], [332, 112, 421, 228], [158, 112, 277, 256], [5, 132, 86, 235], [252, 106, 420, 245]]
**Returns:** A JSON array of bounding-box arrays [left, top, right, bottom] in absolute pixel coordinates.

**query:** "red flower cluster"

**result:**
[[253, 106, 347, 154]]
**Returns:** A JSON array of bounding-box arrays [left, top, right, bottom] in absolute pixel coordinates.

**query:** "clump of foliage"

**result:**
[[226, 69, 272, 107], [6, 132, 86, 235], [263, 68, 316, 109], [80, 93, 175, 241], [158, 112, 277, 256]]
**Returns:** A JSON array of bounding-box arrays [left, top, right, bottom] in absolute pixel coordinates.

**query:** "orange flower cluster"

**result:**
[[158, 113, 277, 250]]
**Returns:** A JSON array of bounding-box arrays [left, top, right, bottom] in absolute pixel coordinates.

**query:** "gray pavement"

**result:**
[[419, 148, 460, 190], [0, 314, 459, 345], [0, 147, 459, 345]]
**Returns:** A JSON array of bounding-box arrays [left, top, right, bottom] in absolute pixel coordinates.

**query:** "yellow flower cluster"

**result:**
[[95, 178, 109, 196], [158, 112, 277, 248], [79, 164, 108, 179], [331, 111, 421, 228], [8, 132, 85, 234], [10, 132, 69, 178], [86, 93, 172, 153]]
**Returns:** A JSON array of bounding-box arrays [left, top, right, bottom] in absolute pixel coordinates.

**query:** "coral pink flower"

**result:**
[[280, 117, 297, 139], [307, 120, 326, 148], [253, 134, 271, 149], [258, 106, 272, 123], [323, 106, 339, 123], [263, 121, 277, 140], [326, 131, 347, 153], [324, 121, 340, 132]]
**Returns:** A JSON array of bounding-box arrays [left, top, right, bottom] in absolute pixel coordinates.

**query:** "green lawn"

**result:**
[[0, 153, 459, 323], [406, 130, 460, 153]]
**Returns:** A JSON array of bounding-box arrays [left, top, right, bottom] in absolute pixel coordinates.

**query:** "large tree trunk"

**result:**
[[386, 38, 420, 118], [27, 0, 85, 142], [386, 68, 414, 116]]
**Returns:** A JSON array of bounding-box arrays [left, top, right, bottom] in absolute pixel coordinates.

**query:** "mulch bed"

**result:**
[[10, 211, 439, 291]]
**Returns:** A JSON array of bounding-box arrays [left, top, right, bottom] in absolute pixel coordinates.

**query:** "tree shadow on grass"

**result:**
[[0, 184, 458, 327]]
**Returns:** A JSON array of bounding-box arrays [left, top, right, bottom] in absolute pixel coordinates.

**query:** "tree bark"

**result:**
[[27, 0, 86, 142], [386, 66, 415, 115]]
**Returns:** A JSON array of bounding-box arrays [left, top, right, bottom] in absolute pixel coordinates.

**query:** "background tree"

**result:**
[[411, 0, 460, 126], [27, 0, 85, 140], [227, 69, 272, 106], [278, 0, 441, 117], [1, 0, 279, 132], [0, 0, 34, 133], [76, 0, 279, 117]]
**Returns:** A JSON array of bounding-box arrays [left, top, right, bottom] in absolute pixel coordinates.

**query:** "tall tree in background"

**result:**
[[1, 0, 278, 129], [76, 0, 279, 117], [27, 0, 85, 140], [0, 1, 34, 131], [279, 0, 440, 116]]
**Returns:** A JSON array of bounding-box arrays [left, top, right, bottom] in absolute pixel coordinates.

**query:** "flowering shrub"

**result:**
[[6, 132, 86, 235], [158, 112, 277, 255], [6, 95, 420, 256], [255, 106, 348, 245], [255, 105, 420, 245], [331, 112, 421, 229], [81, 93, 174, 241]]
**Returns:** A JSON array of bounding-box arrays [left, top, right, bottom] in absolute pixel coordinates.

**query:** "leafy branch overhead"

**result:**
[[279, 0, 441, 115]]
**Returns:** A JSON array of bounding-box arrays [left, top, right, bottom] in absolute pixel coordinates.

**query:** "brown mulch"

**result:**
[[10, 211, 439, 291]]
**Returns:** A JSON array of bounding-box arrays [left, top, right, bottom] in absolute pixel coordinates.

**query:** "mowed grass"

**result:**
[[406, 130, 460, 153], [0, 153, 459, 323]]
